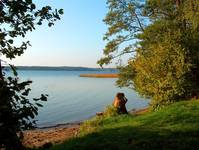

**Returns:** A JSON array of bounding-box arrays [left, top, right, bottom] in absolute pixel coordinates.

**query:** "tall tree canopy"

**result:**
[[99, 0, 199, 110], [0, 0, 63, 149]]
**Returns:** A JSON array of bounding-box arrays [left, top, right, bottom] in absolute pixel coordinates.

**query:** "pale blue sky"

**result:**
[[6, 0, 113, 68]]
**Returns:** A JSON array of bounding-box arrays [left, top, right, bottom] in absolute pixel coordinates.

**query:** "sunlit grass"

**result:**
[[49, 100, 199, 150]]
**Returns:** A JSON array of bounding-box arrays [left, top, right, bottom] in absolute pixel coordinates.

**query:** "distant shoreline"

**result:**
[[3, 66, 118, 72], [79, 73, 119, 78]]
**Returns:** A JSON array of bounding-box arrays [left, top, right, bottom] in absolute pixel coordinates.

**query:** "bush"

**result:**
[[103, 105, 119, 117], [79, 105, 120, 136]]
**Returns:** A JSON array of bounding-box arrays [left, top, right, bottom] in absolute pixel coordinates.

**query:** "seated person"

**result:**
[[113, 92, 128, 114]]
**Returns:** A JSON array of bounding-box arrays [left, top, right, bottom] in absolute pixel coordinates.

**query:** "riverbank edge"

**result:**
[[22, 107, 148, 148]]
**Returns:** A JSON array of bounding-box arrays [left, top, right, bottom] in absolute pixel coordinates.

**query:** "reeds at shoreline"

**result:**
[[79, 74, 118, 78]]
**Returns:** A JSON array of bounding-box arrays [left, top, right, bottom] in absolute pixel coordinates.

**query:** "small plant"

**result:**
[[79, 105, 120, 136], [103, 105, 119, 117]]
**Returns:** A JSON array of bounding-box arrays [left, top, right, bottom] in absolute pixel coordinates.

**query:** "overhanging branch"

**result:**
[[112, 49, 135, 59]]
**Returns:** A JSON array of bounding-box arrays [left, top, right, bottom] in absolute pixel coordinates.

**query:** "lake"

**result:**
[[15, 70, 149, 127]]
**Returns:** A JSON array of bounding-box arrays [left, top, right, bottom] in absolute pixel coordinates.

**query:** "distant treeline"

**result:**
[[3, 66, 118, 72]]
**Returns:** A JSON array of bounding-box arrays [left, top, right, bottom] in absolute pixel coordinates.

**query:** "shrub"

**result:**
[[103, 105, 119, 117], [79, 105, 120, 136]]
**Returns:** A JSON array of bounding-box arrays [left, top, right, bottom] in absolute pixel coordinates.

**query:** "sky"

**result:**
[[5, 0, 112, 68]]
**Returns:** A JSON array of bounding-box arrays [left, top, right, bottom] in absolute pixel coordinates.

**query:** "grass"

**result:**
[[49, 100, 199, 150]]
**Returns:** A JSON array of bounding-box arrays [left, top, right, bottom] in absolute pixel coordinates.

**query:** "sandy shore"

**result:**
[[22, 108, 148, 149], [22, 123, 81, 149], [79, 73, 118, 78]]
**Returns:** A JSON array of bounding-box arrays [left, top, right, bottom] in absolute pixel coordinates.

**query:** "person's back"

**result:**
[[113, 96, 121, 108], [120, 98, 128, 114], [113, 93, 128, 114]]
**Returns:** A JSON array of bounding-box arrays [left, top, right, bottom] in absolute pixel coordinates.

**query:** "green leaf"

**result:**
[[33, 98, 40, 101], [29, 111, 35, 119], [25, 0, 32, 4], [37, 21, 42, 25], [0, 41, 6, 47], [22, 88, 31, 96], [48, 22, 54, 27], [32, 107, 38, 116], [40, 94, 48, 101], [58, 9, 64, 15], [8, 39, 13, 44], [9, 64, 18, 76], [31, 4, 36, 10], [36, 103, 43, 107]]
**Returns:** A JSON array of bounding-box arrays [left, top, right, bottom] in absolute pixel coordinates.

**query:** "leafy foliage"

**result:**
[[0, 70, 48, 149], [0, 0, 63, 149], [99, 0, 199, 110], [103, 105, 119, 117], [97, 0, 147, 66]]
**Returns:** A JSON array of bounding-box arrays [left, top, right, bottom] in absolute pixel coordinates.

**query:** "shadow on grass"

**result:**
[[50, 125, 199, 150]]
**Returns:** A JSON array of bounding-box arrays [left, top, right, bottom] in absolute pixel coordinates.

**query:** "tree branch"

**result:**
[[118, 0, 145, 32], [112, 49, 135, 59], [134, 12, 144, 31]]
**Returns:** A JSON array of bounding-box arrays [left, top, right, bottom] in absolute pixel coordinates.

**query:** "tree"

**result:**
[[0, 0, 63, 149], [99, 0, 199, 110], [98, 0, 146, 66]]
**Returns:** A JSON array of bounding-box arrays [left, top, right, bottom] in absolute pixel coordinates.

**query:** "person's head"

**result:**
[[116, 92, 125, 100]]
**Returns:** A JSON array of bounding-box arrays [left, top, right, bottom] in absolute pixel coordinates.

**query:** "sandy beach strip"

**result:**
[[22, 122, 81, 149], [79, 73, 118, 78]]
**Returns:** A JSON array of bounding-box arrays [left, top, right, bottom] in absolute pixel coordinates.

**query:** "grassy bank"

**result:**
[[49, 100, 199, 150], [79, 74, 118, 78]]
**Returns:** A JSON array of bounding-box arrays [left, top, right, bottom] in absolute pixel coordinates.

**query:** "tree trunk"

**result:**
[[0, 59, 3, 80]]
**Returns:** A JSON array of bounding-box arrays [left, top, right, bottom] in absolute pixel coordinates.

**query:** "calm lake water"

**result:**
[[15, 70, 149, 127]]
